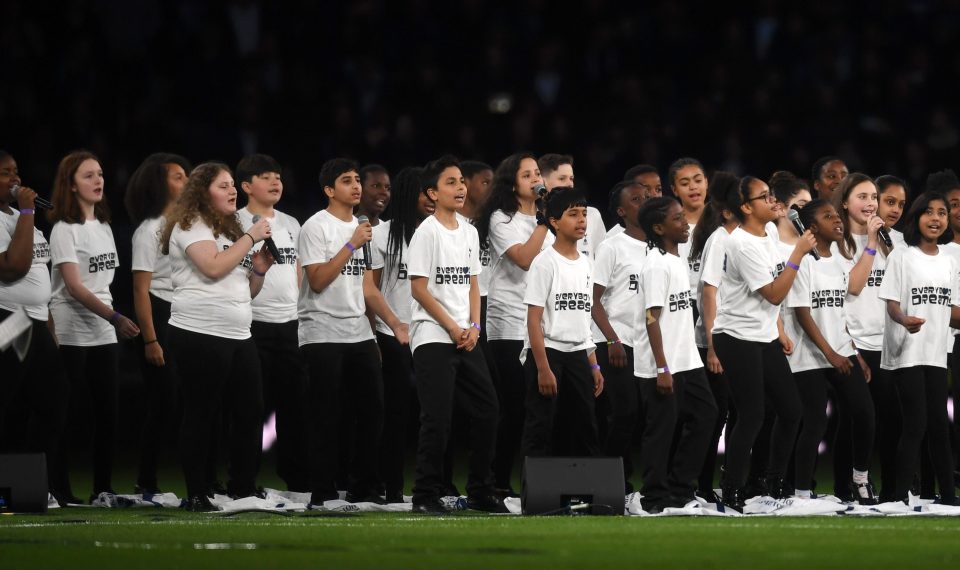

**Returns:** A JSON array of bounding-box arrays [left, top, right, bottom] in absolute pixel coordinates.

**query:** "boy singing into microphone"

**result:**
[[298, 158, 408, 507]]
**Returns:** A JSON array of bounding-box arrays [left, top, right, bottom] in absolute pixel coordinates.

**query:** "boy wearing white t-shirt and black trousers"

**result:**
[[521, 187, 604, 459], [299, 158, 409, 507], [407, 156, 503, 514], [634, 197, 717, 512], [236, 154, 309, 492]]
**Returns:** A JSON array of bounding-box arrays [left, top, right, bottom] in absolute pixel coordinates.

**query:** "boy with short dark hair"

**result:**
[[521, 186, 604, 458], [537, 154, 607, 258], [299, 158, 408, 507], [236, 153, 309, 491], [407, 155, 503, 514]]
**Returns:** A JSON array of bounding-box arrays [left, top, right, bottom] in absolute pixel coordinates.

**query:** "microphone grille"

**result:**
[[357, 215, 370, 224], [9, 183, 19, 196], [786, 207, 800, 221], [252, 214, 262, 223]]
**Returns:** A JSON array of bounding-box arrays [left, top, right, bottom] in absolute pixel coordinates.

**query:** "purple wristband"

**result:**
[[109, 311, 122, 324], [19, 208, 35, 215], [345, 241, 356, 252], [864, 247, 877, 256], [590, 364, 601, 371], [785, 260, 800, 271]]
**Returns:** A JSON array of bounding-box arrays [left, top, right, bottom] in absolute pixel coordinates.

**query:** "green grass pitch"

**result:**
[[2, 509, 960, 569]]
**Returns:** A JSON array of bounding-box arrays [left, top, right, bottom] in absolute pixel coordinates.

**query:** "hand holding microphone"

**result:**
[[355, 215, 373, 270], [251, 214, 281, 261], [11, 184, 53, 210], [787, 207, 820, 260], [533, 183, 548, 225]]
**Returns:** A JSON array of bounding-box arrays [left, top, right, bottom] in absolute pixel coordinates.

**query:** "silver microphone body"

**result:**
[[786, 208, 820, 261], [10, 184, 53, 210], [357, 215, 372, 270], [251, 214, 282, 261]]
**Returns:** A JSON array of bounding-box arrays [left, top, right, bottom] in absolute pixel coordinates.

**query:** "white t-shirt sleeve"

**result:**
[[642, 262, 670, 310], [738, 240, 776, 292], [406, 227, 432, 278], [299, 220, 329, 265], [177, 220, 218, 250], [469, 228, 482, 276], [49, 224, 79, 265], [131, 219, 161, 272], [877, 249, 902, 302], [488, 211, 526, 256], [593, 242, 615, 288], [522, 253, 552, 308]]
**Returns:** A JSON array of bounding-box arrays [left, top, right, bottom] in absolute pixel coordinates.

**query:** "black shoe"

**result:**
[[345, 492, 387, 505], [700, 490, 723, 504], [851, 481, 879, 506], [721, 486, 746, 513], [385, 491, 404, 504], [412, 497, 448, 514], [134, 484, 162, 496], [743, 477, 768, 500], [51, 491, 84, 507], [764, 477, 786, 500], [183, 495, 218, 512], [494, 486, 519, 499], [467, 493, 509, 513], [228, 487, 266, 501], [666, 493, 696, 508], [440, 482, 462, 497], [936, 496, 960, 506], [207, 481, 228, 498]]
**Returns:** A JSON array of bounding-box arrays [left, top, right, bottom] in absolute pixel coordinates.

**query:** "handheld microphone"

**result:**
[[10, 184, 53, 210], [786, 208, 820, 261], [533, 184, 548, 198], [878, 227, 893, 248], [357, 215, 372, 270], [251, 214, 282, 261]]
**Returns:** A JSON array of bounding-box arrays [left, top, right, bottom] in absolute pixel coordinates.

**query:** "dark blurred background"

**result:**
[[4, 0, 960, 489]]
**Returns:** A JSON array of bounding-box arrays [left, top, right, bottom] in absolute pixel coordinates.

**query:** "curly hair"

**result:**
[[161, 162, 243, 254], [125, 153, 192, 225]]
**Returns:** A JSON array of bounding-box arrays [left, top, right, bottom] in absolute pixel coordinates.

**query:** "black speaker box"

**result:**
[[0, 453, 48, 513], [520, 456, 624, 515]]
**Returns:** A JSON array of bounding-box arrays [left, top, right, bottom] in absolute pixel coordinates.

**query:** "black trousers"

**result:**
[[713, 333, 801, 488], [169, 326, 263, 498], [521, 348, 600, 458], [860, 349, 900, 501], [411, 342, 498, 502], [894, 365, 955, 501], [134, 294, 178, 491], [638, 368, 718, 504], [697, 347, 730, 495], [301, 339, 383, 502], [251, 319, 309, 491], [596, 343, 640, 486], [793, 361, 875, 492], [377, 331, 414, 497], [0, 312, 69, 495], [58, 342, 119, 495], [490, 338, 525, 489]]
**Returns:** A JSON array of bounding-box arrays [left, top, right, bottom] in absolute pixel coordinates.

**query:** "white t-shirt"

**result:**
[[634, 248, 702, 377], [879, 245, 960, 370], [373, 220, 411, 336], [942, 241, 960, 340], [889, 228, 906, 249], [407, 215, 482, 353], [523, 247, 594, 356], [578, 206, 607, 260], [776, 239, 801, 352], [678, 222, 700, 301], [0, 209, 51, 320], [49, 220, 118, 346], [606, 224, 625, 238], [456, 213, 493, 297], [695, 226, 731, 348], [835, 234, 888, 351], [786, 254, 855, 373], [591, 232, 647, 346], [713, 226, 786, 343], [486, 210, 554, 340], [168, 218, 252, 340], [238, 207, 301, 323], [131, 216, 173, 302], [298, 210, 382, 346]]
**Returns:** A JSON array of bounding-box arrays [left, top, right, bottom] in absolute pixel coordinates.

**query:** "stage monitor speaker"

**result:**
[[521, 456, 624, 515], [0, 453, 48, 513]]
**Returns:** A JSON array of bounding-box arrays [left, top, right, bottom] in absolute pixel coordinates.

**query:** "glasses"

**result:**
[[745, 192, 776, 204]]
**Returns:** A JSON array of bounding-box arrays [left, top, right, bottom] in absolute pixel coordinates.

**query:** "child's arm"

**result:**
[[503, 224, 550, 271], [886, 299, 924, 333], [459, 275, 481, 351], [526, 304, 557, 396], [411, 276, 464, 344], [701, 283, 722, 373], [846, 216, 883, 295], [587, 350, 603, 397], [645, 307, 673, 395], [363, 270, 409, 345], [303, 223, 371, 293], [795, 307, 852, 374], [591, 283, 626, 368]]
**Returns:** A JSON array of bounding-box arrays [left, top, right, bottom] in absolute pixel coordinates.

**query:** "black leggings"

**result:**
[[860, 349, 900, 501], [377, 331, 414, 497], [135, 294, 178, 491], [713, 333, 801, 488], [894, 365, 955, 501], [0, 314, 69, 495], [697, 347, 730, 495], [793, 361, 875, 492], [58, 342, 119, 496], [169, 326, 263, 499], [596, 343, 639, 486]]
